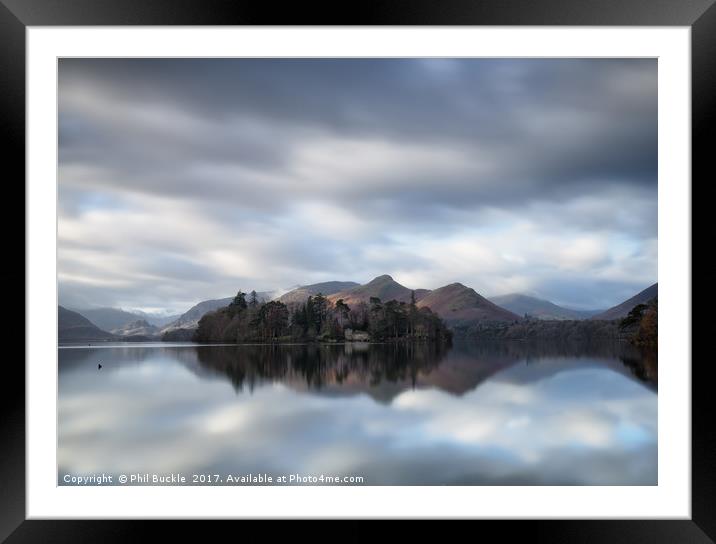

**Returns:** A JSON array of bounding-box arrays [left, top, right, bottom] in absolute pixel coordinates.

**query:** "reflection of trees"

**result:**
[[452, 338, 658, 389], [194, 342, 449, 394], [620, 346, 657, 388], [193, 338, 657, 396], [455, 337, 644, 359]]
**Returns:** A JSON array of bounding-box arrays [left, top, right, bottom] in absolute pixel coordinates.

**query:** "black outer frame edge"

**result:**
[[3, 0, 710, 541], [0, 0, 713, 26], [0, 1, 27, 544], [691, 1, 716, 541]]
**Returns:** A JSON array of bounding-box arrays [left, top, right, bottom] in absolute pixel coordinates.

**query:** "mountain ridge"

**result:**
[[277, 281, 360, 305], [66, 278, 657, 338], [111, 319, 160, 337], [59, 306, 116, 342], [162, 291, 273, 332], [489, 293, 602, 320], [327, 275, 430, 306], [70, 307, 181, 330], [591, 283, 658, 320], [417, 283, 520, 324]]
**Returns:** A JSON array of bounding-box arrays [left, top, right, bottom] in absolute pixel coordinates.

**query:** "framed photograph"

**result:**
[[5, 0, 707, 539]]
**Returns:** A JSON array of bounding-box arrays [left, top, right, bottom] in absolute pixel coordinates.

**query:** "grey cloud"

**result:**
[[59, 58, 656, 204], [58, 58, 657, 311]]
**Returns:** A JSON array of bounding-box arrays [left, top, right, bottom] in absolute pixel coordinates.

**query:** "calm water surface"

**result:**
[[58, 341, 657, 485]]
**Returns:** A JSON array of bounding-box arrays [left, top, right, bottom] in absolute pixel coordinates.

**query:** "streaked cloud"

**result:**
[[58, 58, 657, 312]]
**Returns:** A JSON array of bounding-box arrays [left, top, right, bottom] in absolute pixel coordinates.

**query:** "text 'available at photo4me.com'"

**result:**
[[62, 472, 367, 485]]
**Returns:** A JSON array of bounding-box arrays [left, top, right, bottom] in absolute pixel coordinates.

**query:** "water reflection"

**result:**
[[58, 341, 657, 485], [189, 341, 656, 400], [194, 342, 448, 399]]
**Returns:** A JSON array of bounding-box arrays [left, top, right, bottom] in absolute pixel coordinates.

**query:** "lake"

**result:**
[[58, 340, 657, 485]]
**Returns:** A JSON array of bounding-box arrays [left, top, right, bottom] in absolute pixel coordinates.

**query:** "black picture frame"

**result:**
[[2, 0, 707, 539]]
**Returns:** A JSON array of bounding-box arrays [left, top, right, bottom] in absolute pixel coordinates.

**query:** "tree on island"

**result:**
[[259, 301, 289, 339], [312, 293, 328, 332], [194, 288, 451, 344], [408, 290, 418, 336], [334, 299, 351, 327], [633, 299, 657, 349], [230, 290, 247, 311]]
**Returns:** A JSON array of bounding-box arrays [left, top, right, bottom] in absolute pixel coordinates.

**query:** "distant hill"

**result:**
[[111, 319, 160, 337], [134, 311, 182, 328], [162, 297, 233, 331], [489, 293, 601, 320], [591, 283, 658, 320], [417, 283, 519, 324], [72, 307, 144, 331], [58, 306, 116, 342], [71, 307, 181, 329], [162, 291, 272, 332], [324, 275, 516, 326], [327, 275, 429, 306], [277, 281, 360, 305]]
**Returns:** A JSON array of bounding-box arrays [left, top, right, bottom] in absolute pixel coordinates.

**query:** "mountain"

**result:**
[[324, 275, 515, 326], [58, 306, 116, 342], [72, 307, 146, 332], [70, 307, 181, 329], [417, 283, 519, 324], [489, 294, 602, 320], [162, 297, 233, 331], [277, 281, 360, 305], [162, 291, 272, 332], [111, 319, 160, 337], [591, 283, 658, 321], [133, 311, 182, 328], [327, 275, 429, 306]]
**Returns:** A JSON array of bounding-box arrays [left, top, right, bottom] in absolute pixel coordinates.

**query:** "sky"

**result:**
[[58, 58, 657, 314]]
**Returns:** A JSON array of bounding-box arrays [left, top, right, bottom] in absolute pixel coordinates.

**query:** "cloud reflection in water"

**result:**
[[58, 342, 657, 485]]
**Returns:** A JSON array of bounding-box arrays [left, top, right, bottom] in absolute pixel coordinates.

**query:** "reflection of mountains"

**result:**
[[194, 343, 449, 403], [459, 340, 657, 391], [192, 340, 657, 402], [58, 340, 656, 403]]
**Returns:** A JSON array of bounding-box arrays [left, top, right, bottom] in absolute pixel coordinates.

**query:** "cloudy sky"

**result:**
[[58, 58, 657, 314]]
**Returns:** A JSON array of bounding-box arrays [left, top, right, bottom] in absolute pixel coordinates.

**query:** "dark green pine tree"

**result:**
[[305, 296, 316, 335], [312, 293, 328, 332], [230, 290, 247, 311]]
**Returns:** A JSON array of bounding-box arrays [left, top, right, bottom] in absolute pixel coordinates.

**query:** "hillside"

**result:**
[[417, 283, 519, 325], [111, 319, 160, 337], [58, 306, 116, 342], [162, 297, 233, 331], [327, 275, 429, 306], [134, 311, 182, 328], [591, 283, 658, 320], [72, 307, 144, 331], [277, 281, 359, 305], [489, 293, 601, 320], [71, 307, 180, 329], [162, 291, 272, 332]]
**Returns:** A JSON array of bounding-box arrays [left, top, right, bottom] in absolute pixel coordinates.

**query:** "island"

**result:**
[[192, 290, 452, 344]]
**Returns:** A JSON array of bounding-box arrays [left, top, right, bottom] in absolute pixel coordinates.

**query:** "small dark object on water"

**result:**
[[98, 363, 102, 369]]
